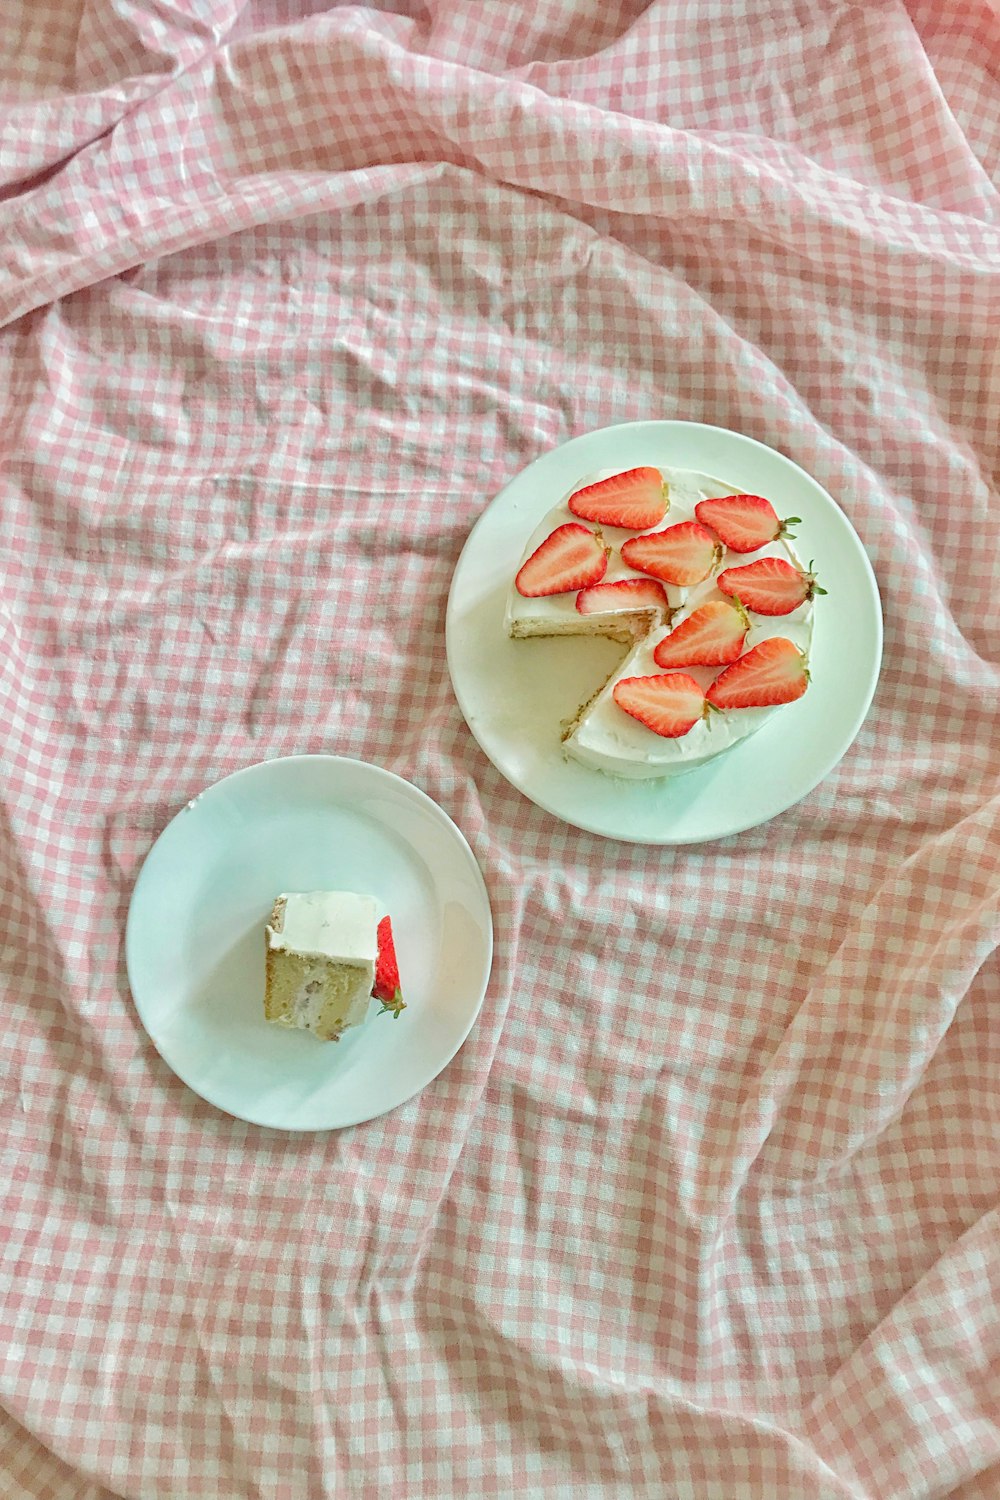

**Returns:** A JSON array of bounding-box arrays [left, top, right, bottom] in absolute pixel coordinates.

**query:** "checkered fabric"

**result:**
[[2, 1, 999, 1496]]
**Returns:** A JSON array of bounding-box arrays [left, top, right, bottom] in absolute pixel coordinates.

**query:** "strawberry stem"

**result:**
[[806, 560, 828, 597]]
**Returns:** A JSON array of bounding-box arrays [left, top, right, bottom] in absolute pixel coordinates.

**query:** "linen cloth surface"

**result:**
[[1, 2, 999, 1496]]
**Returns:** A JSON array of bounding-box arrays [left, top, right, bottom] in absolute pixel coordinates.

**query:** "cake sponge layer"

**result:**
[[264, 947, 372, 1041]]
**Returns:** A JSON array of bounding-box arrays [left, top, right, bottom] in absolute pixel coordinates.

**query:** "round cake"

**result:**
[[504, 465, 822, 779]]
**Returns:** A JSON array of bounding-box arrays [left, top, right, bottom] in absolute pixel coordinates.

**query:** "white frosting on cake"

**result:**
[[505, 466, 815, 780], [267, 890, 378, 963]]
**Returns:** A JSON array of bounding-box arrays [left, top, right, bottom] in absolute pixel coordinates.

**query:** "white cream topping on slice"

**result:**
[[267, 890, 378, 962]]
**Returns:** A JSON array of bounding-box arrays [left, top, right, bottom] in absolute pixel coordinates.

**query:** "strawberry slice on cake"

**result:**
[[717, 556, 825, 616], [515, 523, 609, 597], [567, 467, 668, 529], [575, 577, 670, 616], [612, 673, 706, 738], [705, 637, 809, 710], [652, 599, 750, 668], [621, 522, 721, 587], [695, 494, 800, 553]]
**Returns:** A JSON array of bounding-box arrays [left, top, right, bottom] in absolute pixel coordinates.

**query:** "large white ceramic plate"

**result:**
[[447, 421, 882, 843], [125, 755, 493, 1129]]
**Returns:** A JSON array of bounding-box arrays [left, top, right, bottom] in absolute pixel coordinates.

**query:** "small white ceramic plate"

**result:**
[[125, 755, 493, 1129], [447, 421, 882, 842]]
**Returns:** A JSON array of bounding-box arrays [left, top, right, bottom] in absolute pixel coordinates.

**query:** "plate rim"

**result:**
[[446, 419, 883, 843], [125, 752, 494, 1130]]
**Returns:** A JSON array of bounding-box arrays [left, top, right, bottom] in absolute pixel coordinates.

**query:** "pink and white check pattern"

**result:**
[[2, 2, 999, 1496]]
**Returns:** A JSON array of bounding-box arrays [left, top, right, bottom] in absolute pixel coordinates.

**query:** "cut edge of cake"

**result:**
[[558, 637, 648, 745], [508, 603, 670, 646]]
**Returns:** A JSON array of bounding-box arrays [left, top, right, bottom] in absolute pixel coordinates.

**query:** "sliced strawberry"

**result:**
[[695, 494, 800, 553], [717, 556, 826, 616], [612, 672, 706, 738], [652, 599, 750, 668], [515, 523, 608, 597], [374, 915, 406, 1018], [705, 637, 809, 710], [620, 522, 721, 587], [568, 467, 668, 529], [576, 577, 670, 617]]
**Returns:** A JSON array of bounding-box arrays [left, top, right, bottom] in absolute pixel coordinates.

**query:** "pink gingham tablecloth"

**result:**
[[2, 2, 1000, 1496]]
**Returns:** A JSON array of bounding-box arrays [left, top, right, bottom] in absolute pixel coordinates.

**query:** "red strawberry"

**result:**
[[374, 915, 406, 1018], [612, 672, 706, 738], [576, 577, 670, 617], [515, 523, 609, 597], [652, 599, 750, 668], [695, 494, 800, 553], [717, 556, 826, 616], [620, 522, 721, 586], [705, 637, 809, 710], [568, 467, 668, 529]]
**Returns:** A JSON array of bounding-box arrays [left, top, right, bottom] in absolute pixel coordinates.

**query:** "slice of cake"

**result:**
[[264, 890, 378, 1041]]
